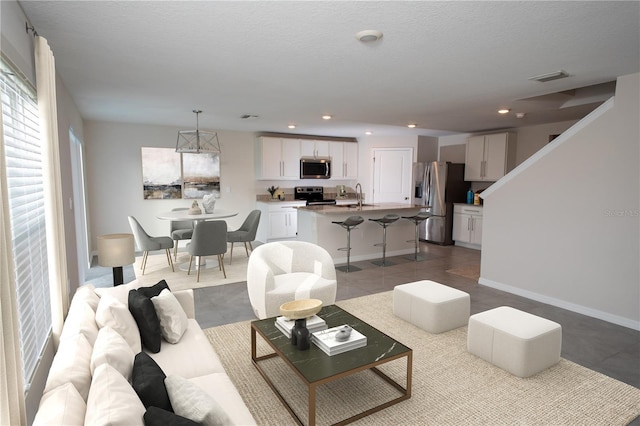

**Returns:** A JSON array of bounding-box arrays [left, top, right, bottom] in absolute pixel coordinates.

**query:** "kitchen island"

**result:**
[[297, 203, 423, 264]]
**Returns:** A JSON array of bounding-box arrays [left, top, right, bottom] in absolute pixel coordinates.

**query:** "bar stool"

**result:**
[[368, 214, 400, 267], [402, 211, 432, 261], [332, 216, 364, 272]]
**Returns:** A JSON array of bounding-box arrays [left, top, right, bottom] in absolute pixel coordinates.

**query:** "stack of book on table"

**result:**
[[311, 325, 367, 356], [275, 315, 327, 338]]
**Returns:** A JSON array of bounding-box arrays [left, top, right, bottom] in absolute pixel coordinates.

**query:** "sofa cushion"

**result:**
[[146, 319, 225, 379], [59, 301, 99, 346], [132, 352, 173, 412], [85, 364, 146, 426], [128, 290, 162, 353], [95, 294, 142, 353], [189, 373, 257, 425], [90, 326, 135, 381], [151, 289, 188, 344], [165, 375, 232, 426], [43, 333, 93, 401], [72, 283, 100, 311], [32, 382, 86, 426], [95, 280, 143, 305], [143, 407, 201, 426]]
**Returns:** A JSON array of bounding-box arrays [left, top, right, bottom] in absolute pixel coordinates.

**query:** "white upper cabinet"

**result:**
[[256, 136, 301, 180], [464, 132, 516, 181], [300, 139, 330, 158], [257, 136, 358, 181], [330, 142, 358, 180]]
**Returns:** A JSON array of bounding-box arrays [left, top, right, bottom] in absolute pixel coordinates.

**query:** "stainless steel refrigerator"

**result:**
[[419, 162, 466, 245]]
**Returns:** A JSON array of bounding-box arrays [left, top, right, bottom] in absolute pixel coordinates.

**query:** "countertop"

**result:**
[[297, 203, 422, 215], [454, 203, 484, 208]]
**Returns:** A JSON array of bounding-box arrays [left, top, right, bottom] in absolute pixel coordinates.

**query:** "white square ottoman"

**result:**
[[393, 280, 470, 333], [467, 306, 562, 378]]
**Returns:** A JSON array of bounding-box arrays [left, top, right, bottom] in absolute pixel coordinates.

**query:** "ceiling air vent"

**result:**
[[529, 70, 570, 82], [240, 114, 259, 120]]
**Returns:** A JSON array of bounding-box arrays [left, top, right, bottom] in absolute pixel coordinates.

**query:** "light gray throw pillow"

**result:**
[[164, 375, 232, 425]]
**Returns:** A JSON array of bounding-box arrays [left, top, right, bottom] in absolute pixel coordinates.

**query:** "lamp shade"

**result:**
[[97, 234, 135, 267]]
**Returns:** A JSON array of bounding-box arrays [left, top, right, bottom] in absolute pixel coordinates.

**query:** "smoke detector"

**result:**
[[516, 112, 526, 119], [355, 30, 383, 42]]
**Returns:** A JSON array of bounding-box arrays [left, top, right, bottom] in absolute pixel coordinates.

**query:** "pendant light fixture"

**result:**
[[176, 110, 221, 154]]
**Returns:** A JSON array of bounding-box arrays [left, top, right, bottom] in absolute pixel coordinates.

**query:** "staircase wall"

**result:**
[[479, 73, 639, 330]]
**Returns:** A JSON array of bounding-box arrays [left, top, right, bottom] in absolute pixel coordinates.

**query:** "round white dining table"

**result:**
[[157, 209, 238, 271], [157, 209, 238, 222]]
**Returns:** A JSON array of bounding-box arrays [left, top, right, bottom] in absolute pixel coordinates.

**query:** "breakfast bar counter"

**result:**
[[297, 203, 423, 264]]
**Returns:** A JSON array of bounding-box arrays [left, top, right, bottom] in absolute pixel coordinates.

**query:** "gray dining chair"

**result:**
[[227, 210, 261, 264], [127, 216, 174, 275], [170, 207, 194, 261], [188, 220, 227, 282]]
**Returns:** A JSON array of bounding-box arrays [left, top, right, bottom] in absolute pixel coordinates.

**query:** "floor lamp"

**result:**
[[97, 233, 135, 286]]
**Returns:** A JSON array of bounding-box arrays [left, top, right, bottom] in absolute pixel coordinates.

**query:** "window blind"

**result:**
[[1, 57, 51, 389]]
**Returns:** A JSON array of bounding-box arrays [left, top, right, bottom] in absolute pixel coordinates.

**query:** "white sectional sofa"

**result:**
[[33, 280, 256, 425]]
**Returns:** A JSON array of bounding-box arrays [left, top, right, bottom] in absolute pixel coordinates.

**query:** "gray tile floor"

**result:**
[[87, 242, 639, 423]]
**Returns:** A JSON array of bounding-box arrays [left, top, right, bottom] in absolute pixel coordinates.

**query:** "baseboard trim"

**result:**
[[478, 277, 640, 331]]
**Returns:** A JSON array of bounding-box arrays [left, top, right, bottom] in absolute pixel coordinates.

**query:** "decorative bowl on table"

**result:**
[[279, 299, 323, 319]]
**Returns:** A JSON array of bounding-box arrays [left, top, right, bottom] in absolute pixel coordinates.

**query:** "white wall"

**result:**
[[480, 73, 640, 330], [512, 119, 580, 164], [84, 121, 258, 252]]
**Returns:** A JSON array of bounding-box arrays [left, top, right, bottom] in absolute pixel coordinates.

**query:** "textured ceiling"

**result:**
[[18, 1, 640, 138]]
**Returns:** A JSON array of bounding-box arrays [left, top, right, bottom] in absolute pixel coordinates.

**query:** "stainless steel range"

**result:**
[[294, 186, 337, 206]]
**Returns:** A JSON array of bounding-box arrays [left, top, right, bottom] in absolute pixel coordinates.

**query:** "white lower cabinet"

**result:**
[[452, 204, 483, 249], [256, 201, 305, 242]]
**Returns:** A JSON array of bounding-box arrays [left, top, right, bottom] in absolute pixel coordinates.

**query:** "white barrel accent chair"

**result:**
[[247, 241, 337, 319]]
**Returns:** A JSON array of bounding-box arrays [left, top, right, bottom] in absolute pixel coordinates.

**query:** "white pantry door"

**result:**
[[371, 148, 413, 204]]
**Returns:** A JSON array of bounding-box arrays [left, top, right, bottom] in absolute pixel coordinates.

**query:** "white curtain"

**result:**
[[0, 102, 27, 426], [35, 36, 68, 347]]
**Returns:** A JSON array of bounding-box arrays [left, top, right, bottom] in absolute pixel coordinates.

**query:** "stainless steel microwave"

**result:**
[[300, 158, 331, 179]]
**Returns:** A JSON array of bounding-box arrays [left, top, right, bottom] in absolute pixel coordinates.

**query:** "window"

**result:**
[[1, 57, 51, 389]]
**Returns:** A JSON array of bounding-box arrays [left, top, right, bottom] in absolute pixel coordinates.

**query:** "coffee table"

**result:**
[[251, 304, 412, 426]]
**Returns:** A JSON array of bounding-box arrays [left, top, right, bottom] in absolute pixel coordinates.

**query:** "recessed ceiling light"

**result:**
[[355, 30, 383, 43], [498, 109, 510, 114], [288, 124, 296, 129], [365, 131, 373, 135], [322, 115, 332, 120], [407, 124, 417, 128]]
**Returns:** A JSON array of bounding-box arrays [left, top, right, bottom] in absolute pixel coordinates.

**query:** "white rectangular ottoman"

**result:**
[[393, 280, 470, 333], [467, 306, 562, 378]]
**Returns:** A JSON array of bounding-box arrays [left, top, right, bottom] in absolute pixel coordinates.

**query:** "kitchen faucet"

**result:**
[[355, 183, 363, 209]]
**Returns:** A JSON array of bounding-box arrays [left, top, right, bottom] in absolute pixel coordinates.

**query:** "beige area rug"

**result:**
[[204, 291, 640, 425], [131, 250, 249, 291], [446, 264, 481, 281]]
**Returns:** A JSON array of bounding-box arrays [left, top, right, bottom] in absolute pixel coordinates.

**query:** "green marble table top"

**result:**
[[251, 304, 412, 383]]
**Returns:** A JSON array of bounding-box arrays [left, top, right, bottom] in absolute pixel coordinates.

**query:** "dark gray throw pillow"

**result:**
[[138, 279, 170, 299], [128, 280, 170, 353], [132, 352, 173, 412], [144, 407, 202, 426]]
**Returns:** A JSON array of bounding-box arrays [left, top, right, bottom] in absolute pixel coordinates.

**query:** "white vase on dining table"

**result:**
[[203, 194, 216, 214]]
